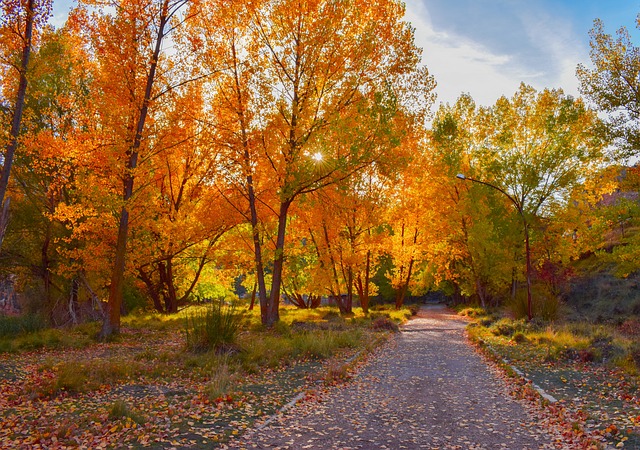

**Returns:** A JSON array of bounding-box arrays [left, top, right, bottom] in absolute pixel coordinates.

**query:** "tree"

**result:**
[[426, 97, 518, 307], [187, 0, 434, 325], [471, 84, 605, 316], [577, 16, 640, 159], [6, 27, 92, 317], [132, 86, 237, 314], [0, 0, 51, 250], [71, 0, 189, 338]]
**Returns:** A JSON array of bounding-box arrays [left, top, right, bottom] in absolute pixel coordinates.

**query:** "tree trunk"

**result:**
[[69, 277, 80, 325], [356, 250, 371, 314], [42, 222, 52, 306], [344, 266, 353, 314], [138, 267, 164, 313], [322, 221, 342, 307], [0, 0, 35, 251], [100, 0, 170, 339], [249, 282, 256, 310], [266, 200, 291, 326], [395, 229, 417, 309], [231, 37, 269, 324]]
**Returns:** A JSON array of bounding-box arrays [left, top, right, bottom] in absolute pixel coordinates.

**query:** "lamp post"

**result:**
[[456, 174, 533, 321]]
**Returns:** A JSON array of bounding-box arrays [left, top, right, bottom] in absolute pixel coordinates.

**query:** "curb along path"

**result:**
[[235, 305, 560, 449]]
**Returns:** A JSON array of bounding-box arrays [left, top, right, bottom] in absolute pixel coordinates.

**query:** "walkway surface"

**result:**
[[235, 305, 558, 449]]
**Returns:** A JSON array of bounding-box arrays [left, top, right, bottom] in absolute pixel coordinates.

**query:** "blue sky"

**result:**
[[405, 0, 640, 106], [51, 0, 639, 107]]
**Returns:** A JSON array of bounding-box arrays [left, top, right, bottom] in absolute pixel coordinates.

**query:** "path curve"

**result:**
[[235, 305, 557, 449]]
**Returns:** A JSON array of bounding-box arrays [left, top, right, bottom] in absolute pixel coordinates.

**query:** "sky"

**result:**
[[404, 0, 640, 106], [50, 0, 640, 107]]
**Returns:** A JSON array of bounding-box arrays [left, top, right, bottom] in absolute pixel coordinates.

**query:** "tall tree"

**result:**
[[0, 0, 51, 250], [72, 0, 189, 338], [188, 0, 434, 325], [471, 84, 605, 315], [577, 16, 640, 159]]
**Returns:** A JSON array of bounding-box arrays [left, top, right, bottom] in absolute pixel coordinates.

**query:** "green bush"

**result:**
[[184, 300, 243, 353], [507, 288, 561, 321], [490, 318, 518, 337], [123, 281, 147, 314], [458, 306, 486, 318], [0, 314, 47, 338], [512, 331, 527, 343]]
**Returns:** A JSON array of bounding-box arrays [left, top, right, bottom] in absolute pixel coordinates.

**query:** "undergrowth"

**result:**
[[464, 308, 639, 374]]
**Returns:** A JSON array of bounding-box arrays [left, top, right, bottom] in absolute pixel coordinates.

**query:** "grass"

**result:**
[[463, 306, 640, 448], [206, 356, 236, 400], [0, 314, 46, 337], [0, 302, 413, 448], [108, 400, 146, 424], [184, 300, 243, 352]]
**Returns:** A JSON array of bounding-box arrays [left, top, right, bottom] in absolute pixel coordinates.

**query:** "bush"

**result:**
[[109, 400, 146, 424], [206, 357, 235, 400], [512, 331, 527, 343], [507, 288, 561, 321], [184, 300, 243, 353], [0, 314, 46, 338], [619, 318, 640, 337], [489, 318, 526, 337], [458, 307, 486, 318], [370, 317, 399, 332]]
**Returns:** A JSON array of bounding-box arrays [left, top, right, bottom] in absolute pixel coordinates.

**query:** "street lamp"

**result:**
[[456, 174, 533, 321]]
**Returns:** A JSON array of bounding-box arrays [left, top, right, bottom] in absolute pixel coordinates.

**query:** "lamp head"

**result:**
[[456, 173, 466, 180]]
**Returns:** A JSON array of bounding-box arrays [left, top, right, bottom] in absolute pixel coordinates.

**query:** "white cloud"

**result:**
[[404, 1, 589, 107]]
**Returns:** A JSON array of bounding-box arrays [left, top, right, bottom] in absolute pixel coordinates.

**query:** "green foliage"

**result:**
[[577, 18, 640, 158], [237, 327, 363, 372], [52, 363, 90, 394], [0, 314, 46, 337], [489, 318, 526, 337], [0, 327, 93, 353], [507, 287, 561, 321], [457, 306, 487, 318], [184, 300, 243, 353], [122, 280, 147, 314]]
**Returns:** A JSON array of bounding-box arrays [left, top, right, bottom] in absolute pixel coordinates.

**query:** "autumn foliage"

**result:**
[[0, 0, 636, 333]]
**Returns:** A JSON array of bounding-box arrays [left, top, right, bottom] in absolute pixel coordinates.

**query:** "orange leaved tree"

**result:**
[[187, 0, 433, 325], [0, 0, 51, 250]]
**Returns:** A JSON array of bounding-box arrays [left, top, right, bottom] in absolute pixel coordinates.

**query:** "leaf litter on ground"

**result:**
[[0, 323, 374, 449]]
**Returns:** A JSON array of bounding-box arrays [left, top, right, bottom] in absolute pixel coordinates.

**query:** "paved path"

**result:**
[[236, 305, 556, 449]]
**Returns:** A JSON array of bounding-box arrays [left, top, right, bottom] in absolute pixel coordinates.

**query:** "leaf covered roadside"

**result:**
[[465, 310, 640, 449], [0, 306, 402, 448]]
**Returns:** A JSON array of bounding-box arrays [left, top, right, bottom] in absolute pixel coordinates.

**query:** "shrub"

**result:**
[[628, 343, 640, 371], [0, 314, 46, 338], [458, 307, 486, 318], [109, 400, 145, 424], [512, 331, 527, 343], [53, 363, 89, 394], [619, 319, 640, 337], [370, 317, 399, 332], [206, 357, 235, 400], [489, 318, 526, 337], [507, 288, 561, 321], [184, 300, 243, 353]]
